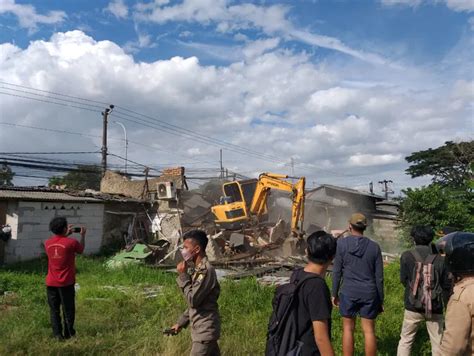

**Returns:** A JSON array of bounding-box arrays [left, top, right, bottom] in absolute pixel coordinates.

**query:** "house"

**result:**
[[0, 187, 104, 264], [0, 186, 153, 265]]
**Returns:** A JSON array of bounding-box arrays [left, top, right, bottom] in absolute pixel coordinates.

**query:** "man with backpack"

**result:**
[[266, 231, 337, 356], [397, 226, 452, 356]]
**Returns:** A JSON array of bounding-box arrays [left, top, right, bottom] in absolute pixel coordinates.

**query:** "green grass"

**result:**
[[0, 257, 432, 355]]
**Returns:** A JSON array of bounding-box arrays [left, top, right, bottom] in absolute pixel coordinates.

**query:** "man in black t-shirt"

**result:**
[[293, 231, 337, 356]]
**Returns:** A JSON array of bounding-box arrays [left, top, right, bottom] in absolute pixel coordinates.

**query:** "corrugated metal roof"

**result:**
[[0, 189, 102, 202]]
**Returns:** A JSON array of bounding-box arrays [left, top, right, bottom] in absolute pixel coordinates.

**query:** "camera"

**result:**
[[72, 227, 82, 233], [163, 328, 178, 336]]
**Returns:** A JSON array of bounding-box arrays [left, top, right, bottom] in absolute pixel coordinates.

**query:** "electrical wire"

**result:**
[[0, 81, 378, 179]]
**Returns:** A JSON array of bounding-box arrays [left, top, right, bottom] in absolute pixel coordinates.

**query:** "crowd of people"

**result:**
[[43, 214, 474, 356]]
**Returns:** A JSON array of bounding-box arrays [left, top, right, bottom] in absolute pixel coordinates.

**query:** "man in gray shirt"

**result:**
[[171, 230, 221, 356]]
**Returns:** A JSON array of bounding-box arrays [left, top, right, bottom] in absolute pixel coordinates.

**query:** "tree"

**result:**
[[398, 184, 474, 243], [405, 140, 474, 187], [0, 164, 14, 186], [399, 141, 474, 245], [49, 165, 102, 191]]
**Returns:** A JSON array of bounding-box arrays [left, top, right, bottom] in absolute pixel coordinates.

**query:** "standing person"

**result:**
[[170, 230, 221, 356], [293, 231, 337, 356], [397, 226, 451, 356], [265, 231, 336, 356], [44, 217, 86, 340], [331, 213, 384, 356], [440, 232, 474, 356]]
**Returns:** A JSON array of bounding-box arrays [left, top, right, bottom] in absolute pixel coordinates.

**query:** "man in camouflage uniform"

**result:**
[[171, 230, 221, 356], [440, 232, 474, 356]]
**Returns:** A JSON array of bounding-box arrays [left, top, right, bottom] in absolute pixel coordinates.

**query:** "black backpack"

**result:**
[[265, 271, 318, 356], [408, 249, 443, 317]]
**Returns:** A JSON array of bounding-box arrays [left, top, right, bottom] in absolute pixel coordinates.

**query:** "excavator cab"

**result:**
[[211, 179, 258, 229], [211, 173, 305, 233]]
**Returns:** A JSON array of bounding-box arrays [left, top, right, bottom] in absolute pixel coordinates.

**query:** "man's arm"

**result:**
[[399, 253, 408, 286], [440, 299, 471, 354], [331, 241, 343, 298], [375, 246, 384, 304], [312, 320, 334, 356], [75, 227, 86, 254], [177, 268, 216, 309]]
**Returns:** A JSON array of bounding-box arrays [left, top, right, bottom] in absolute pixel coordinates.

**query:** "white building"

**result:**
[[0, 188, 104, 264]]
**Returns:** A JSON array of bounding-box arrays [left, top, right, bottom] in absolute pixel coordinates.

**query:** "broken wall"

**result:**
[[100, 167, 185, 199], [102, 201, 152, 248]]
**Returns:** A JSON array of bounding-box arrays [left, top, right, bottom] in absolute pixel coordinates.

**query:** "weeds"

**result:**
[[0, 257, 432, 355]]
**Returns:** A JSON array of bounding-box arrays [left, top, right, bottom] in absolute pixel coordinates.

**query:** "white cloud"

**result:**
[[242, 38, 280, 59], [444, 0, 474, 12], [381, 0, 474, 12], [0, 31, 471, 190], [134, 0, 390, 65], [0, 0, 66, 33], [348, 153, 403, 167], [105, 0, 129, 19], [305, 87, 358, 114], [469, 16, 474, 29]]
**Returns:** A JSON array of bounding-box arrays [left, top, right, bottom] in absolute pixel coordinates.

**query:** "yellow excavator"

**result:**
[[211, 173, 305, 234]]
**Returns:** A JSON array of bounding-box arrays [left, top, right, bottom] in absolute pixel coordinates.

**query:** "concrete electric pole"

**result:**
[[378, 179, 394, 200], [101, 105, 114, 176]]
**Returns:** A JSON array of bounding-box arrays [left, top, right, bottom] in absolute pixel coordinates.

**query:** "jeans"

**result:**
[[46, 284, 76, 338]]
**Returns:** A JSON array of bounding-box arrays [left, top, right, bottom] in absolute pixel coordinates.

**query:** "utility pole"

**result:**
[[378, 179, 394, 200], [219, 149, 224, 179], [101, 105, 114, 176], [113, 121, 128, 174], [290, 157, 295, 176]]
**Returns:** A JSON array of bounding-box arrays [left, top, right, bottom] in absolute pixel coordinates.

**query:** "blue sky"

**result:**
[[1, 0, 471, 65], [0, 0, 473, 191]]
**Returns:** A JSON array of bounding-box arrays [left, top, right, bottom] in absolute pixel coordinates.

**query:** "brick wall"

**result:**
[[100, 167, 185, 199]]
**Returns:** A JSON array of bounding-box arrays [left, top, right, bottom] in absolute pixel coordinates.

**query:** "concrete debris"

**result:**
[[102, 177, 399, 282], [268, 219, 287, 243], [102, 285, 163, 298], [206, 236, 224, 262], [257, 276, 291, 286]]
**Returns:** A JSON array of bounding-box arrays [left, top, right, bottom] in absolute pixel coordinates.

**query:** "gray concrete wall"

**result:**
[[372, 218, 401, 254], [4, 201, 104, 264]]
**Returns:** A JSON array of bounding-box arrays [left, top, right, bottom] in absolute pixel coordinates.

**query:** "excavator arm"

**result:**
[[250, 173, 305, 232]]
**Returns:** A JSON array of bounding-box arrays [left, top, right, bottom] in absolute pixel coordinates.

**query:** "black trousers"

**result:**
[[46, 285, 76, 338]]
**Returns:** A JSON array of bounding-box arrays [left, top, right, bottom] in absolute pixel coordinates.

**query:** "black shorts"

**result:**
[[339, 293, 381, 319]]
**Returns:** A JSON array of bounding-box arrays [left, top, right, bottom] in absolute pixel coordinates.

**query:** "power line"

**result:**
[[0, 81, 111, 106], [0, 83, 285, 163], [0, 91, 100, 113], [1, 83, 281, 163], [0, 81, 379, 179]]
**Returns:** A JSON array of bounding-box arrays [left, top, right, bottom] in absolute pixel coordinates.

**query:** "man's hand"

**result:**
[[177, 261, 187, 274], [331, 297, 339, 307], [67, 224, 74, 236], [171, 324, 181, 334], [80, 227, 87, 237]]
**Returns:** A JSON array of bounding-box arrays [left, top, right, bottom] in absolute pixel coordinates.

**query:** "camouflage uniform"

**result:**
[[440, 277, 474, 356], [176, 256, 221, 356]]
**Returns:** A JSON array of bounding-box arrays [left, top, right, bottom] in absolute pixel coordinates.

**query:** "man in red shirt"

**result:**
[[44, 217, 86, 340]]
